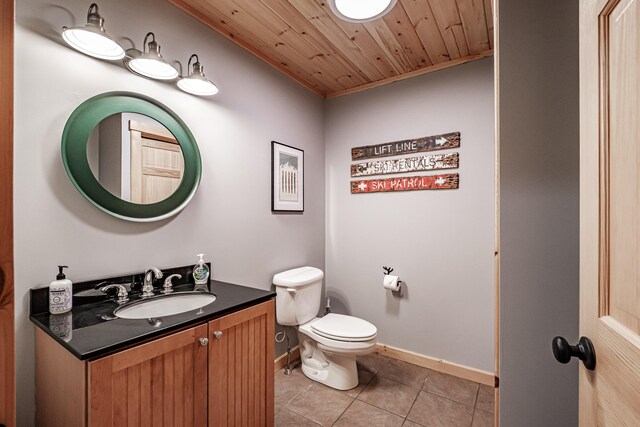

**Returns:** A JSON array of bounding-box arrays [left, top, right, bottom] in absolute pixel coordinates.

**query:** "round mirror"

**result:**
[[86, 113, 185, 204], [62, 92, 201, 221]]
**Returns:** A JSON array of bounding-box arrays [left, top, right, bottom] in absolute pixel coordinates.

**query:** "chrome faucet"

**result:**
[[142, 267, 163, 298], [163, 274, 182, 294]]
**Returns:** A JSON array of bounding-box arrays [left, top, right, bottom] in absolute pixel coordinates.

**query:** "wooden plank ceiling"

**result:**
[[168, 0, 494, 98]]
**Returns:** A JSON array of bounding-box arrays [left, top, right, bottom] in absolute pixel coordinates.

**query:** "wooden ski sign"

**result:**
[[351, 132, 460, 160], [351, 173, 459, 194], [350, 152, 459, 177]]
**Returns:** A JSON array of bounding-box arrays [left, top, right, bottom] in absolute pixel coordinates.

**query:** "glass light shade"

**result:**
[[127, 56, 179, 80], [178, 76, 219, 96], [329, 0, 397, 22], [62, 4, 124, 60], [178, 57, 218, 96]]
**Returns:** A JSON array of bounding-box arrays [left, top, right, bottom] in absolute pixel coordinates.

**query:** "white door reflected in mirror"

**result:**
[[86, 113, 185, 204]]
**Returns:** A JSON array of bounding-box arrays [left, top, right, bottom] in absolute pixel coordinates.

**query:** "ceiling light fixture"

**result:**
[[328, 0, 397, 23], [62, 3, 125, 60], [125, 32, 179, 80], [177, 54, 219, 96]]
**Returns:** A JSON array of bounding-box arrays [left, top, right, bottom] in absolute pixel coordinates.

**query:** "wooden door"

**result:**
[[88, 324, 208, 427], [129, 120, 184, 204], [208, 300, 275, 427], [0, 1, 14, 425], [580, 0, 640, 424]]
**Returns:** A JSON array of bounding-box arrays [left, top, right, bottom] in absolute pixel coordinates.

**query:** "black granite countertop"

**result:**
[[30, 265, 275, 360]]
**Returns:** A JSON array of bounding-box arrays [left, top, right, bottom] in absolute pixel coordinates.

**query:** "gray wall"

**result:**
[[14, 0, 325, 425], [325, 58, 495, 372], [498, 0, 580, 425]]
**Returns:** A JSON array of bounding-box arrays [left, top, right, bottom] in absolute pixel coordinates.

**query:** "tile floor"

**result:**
[[275, 353, 494, 427]]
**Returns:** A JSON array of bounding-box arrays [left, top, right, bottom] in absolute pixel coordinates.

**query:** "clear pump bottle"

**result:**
[[192, 254, 210, 285]]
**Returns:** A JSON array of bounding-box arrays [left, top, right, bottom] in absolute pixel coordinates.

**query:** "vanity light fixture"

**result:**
[[125, 32, 179, 80], [62, 3, 125, 60], [328, 0, 397, 23], [177, 54, 219, 96]]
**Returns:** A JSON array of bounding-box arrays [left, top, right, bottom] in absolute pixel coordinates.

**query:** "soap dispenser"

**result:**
[[49, 265, 72, 314], [192, 254, 210, 285]]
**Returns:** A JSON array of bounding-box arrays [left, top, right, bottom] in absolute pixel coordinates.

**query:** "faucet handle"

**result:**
[[94, 280, 113, 290], [163, 274, 182, 294], [100, 284, 129, 304], [95, 281, 131, 292]]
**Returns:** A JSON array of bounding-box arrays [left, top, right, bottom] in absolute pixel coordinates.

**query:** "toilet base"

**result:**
[[300, 352, 358, 390], [297, 331, 372, 390]]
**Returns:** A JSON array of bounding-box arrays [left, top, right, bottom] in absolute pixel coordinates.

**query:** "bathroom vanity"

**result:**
[[30, 266, 275, 427]]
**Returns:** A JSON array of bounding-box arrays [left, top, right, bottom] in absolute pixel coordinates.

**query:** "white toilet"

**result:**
[[273, 266, 377, 390]]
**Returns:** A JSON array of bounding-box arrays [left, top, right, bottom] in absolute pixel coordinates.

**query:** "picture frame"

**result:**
[[271, 141, 304, 212]]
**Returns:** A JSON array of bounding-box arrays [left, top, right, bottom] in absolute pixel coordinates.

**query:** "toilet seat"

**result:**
[[299, 321, 376, 353], [310, 313, 377, 342]]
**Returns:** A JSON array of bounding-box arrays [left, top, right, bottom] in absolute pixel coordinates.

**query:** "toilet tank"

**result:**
[[273, 266, 324, 326]]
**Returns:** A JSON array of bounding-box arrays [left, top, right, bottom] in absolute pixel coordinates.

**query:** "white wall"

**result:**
[[325, 58, 495, 372], [498, 0, 580, 425], [14, 0, 325, 425]]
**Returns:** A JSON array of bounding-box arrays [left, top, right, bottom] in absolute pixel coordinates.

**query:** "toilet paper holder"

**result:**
[[382, 266, 402, 291]]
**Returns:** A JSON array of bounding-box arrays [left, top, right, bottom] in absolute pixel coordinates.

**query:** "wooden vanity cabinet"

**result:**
[[208, 300, 275, 427], [87, 323, 209, 426], [36, 299, 274, 427]]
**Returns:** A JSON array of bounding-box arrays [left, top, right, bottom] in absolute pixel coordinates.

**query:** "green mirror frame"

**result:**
[[61, 92, 202, 222]]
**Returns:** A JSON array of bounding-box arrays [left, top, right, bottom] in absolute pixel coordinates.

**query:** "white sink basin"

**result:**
[[114, 292, 216, 319]]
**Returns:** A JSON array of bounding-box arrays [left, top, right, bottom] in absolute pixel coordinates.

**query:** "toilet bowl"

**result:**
[[297, 313, 377, 390], [273, 267, 378, 390]]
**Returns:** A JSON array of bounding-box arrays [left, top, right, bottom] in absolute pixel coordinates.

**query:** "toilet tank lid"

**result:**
[[273, 266, 324, 287]]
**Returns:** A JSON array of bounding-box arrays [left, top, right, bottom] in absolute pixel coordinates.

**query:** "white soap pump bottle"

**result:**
[[49, 265, 73, 314], [192, 254, 210, 285]]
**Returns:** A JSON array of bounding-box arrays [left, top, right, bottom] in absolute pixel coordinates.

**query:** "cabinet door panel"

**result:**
[[89, 324, 208, 427], [209, 300, 275, 427]]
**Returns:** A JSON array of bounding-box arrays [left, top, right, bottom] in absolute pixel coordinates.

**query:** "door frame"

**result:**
[[0, 0, 15, 426]]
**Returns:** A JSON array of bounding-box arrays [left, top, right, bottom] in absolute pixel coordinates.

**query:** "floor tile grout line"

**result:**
[[468, 385, 481, 427], [330, 395, 358, 426], [357, 372, 423, 417], [403, 377, 425, 425], [473, 383, 480, 408], [337, 392, 413, 426], [351, 368, 376, 399], [421, 388, 479, 410], [280, 407, 322, 426]]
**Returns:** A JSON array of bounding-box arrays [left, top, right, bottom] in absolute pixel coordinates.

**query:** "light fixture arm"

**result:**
[[143, 32, 157, 55], [87, 3, 99, 16], [186, 53, 206, 77], [86, 3, 104, 29], [188, 54, 199, 71]]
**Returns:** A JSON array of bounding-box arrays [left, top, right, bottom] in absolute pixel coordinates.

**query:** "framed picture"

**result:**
[[271, 141, 304, 212]]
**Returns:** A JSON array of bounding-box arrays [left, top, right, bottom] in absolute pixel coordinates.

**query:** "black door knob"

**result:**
[[552, 336, 596, 370]]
